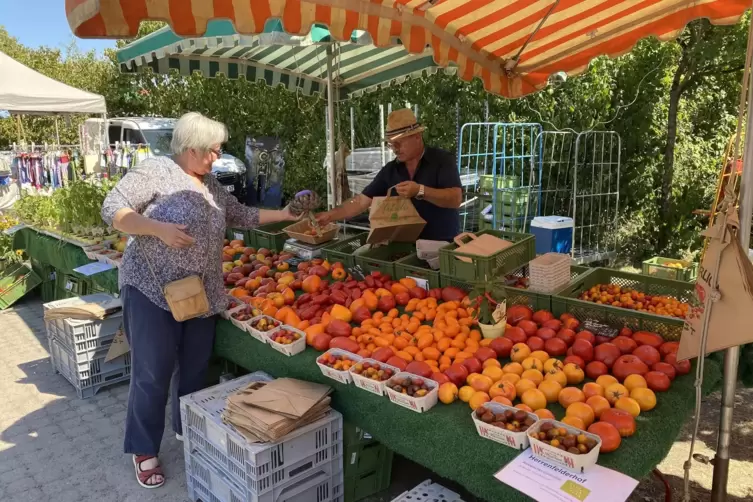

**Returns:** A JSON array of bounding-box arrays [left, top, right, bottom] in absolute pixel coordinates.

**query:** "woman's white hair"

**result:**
[[170, 112, 228, 155]]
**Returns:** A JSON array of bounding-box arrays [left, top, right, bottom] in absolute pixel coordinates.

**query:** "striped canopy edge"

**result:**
[[66, 0, 751, 98]]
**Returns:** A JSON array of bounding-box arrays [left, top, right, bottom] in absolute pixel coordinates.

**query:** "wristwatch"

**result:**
[[416, 184, 425, 200]]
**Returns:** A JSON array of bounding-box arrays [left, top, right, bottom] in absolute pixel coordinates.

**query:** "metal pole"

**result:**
[[379, 104, 386, 166], [54, 116, 61, 146], [325, 45, 337, 209], [710, 64, 753, 502], [350, 107, 355, 172]]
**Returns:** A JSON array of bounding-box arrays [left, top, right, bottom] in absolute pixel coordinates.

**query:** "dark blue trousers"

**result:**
[[121, 285, 216, 456]]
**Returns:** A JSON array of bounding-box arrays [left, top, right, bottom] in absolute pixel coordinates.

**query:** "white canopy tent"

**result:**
[[0, 51, 106, 115]]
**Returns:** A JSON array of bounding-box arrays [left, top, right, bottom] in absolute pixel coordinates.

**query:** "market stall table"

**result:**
[[214, 320, 721, 502]]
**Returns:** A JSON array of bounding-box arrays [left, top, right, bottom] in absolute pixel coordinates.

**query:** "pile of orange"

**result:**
[[352, 298, 481, 372], [579, 283, 689, 319]]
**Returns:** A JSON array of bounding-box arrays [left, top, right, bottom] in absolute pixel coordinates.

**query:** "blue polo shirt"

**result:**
[[362, 146, 461, 241]]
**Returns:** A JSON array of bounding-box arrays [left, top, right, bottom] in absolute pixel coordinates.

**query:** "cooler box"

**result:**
[[531, 216, 573, 255]]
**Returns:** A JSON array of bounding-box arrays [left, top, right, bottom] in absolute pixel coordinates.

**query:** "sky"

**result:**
[[1, 0, 116, 56]]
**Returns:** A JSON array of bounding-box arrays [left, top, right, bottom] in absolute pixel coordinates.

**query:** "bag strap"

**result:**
[[386, 185, 400, 197]]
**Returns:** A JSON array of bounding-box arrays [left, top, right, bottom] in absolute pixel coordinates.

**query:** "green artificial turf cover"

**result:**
[[214, 320, 721, 502]]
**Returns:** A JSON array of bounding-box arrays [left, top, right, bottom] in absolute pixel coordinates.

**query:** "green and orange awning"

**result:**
[[67, 0, 749, 98]]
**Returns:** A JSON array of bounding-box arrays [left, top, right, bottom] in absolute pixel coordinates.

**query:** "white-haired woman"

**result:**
[[102, 112, 296, 488]]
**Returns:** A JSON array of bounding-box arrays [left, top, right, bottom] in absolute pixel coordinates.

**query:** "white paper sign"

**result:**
[[234, 232, 243, 241], [73, 261, 115, 276], [407, 276, 429, 291], [495, 449, 638, 502]]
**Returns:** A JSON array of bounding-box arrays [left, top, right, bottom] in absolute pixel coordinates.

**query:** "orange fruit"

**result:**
[[544, 369, 567, 388], [458, 386, 475, 402], [483, 358, 501, 369], [466, 372, 482, 385], [544, 358, 564, 373], [515, 378, 537, 397], [520, 369, 544, 386], [582, 382, 605, 399], [521, 357, 544, 372], [561, 415, 586, 430], [534, 408, 555, 420], [530, 350, 550, 363], [586, 395, 611, 419], [605, 383, 629, 405], [624, 374, 648, 392], [563, 363, 585, 385], [469, 391, 491, 410], [614, 396, 642, 417], [537, 379, 562, 404], [471, 375, 493, 393], [515, 404, 534, 413], [558, 387, 586, 408], [489, 380, 516, 401], [510, 343, 531, 363], [438, 383, 459, 404], [422, 347, 441, 361], [521, 389, 547, 411], [566, 402, 595, 427], [482, 366, 504, 382], [500, 373, 521, 385], [596, 375, 619, 389], [630, 387, 657, 412], [492, 396, 513, 406], [503, 362, 524, 376]]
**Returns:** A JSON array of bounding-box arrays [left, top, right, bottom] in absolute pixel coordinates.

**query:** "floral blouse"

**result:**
[[101, 156, 259, 316]]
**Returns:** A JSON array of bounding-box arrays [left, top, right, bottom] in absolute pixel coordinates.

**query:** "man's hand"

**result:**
[[395, 181, 420, 198], [315, 211, 334, 226], [155, 222, 195, 248]]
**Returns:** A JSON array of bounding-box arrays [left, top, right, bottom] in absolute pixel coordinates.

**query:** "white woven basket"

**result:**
[[529, 253, 571, 293]]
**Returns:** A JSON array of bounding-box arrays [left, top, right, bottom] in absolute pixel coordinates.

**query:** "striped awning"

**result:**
[[116, 20, 454, 100], [67, 0, 750, 98]]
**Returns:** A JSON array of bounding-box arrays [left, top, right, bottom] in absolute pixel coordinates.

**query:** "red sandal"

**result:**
[[133, 455, 165, 489]]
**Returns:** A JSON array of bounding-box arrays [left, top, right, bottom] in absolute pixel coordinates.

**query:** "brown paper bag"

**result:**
[[677, 208, 753, 361], [367, 186, 426, 244]]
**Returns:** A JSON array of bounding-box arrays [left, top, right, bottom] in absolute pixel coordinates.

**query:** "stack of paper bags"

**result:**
[[43, 298, 122, 322], [222, 378, 332, 443]]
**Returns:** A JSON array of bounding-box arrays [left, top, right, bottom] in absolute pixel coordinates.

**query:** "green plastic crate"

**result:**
[[322, 233, 368, 269], [439, 229, 535, 282], [439, 275, 552, 312], [642, 257, 698, 282], [30, 259, 57, 303], [479, 175, 519, 194], [551, 267, 694, 342], [0, 263, 42, 309], [343, 443, 393, 502], [253, 221, 290, 253], [343, 421, 376, 448], [354, 242, 416, 278], [55, 272, 88, 300], [394, 253, 441, 289], [226, 228, 255, 248], [477, 212, 529, 233]]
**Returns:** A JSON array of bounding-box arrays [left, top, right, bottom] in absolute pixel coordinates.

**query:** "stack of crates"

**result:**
[[54, 271, 89, 300], [44, 294, 130, 398], [343, 422, 393, 502], [180, 373, 345, 502]]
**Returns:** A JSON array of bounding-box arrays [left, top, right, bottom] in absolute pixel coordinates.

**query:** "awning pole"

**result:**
[[379, 104, 386, 166], [326, 45, 337, 209], [710, 30, 753, 502], [54, 116, 61, 146]]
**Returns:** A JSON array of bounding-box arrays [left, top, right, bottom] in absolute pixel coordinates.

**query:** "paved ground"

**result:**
[[1, 297, 752, 502]]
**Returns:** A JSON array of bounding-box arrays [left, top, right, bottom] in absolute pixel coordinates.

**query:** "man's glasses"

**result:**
[[209, 147, 223, 157]]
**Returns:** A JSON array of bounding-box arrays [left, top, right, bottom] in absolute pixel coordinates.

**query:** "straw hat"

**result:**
[[385, 108, 425, 141]]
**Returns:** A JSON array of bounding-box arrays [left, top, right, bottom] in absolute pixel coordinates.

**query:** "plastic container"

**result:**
[[227, 228, 255, 248], [531, 216, 574, 255], [394, 253, 440, 289], [391, 479, 461, 502], [343, 443, 393, 502], [48, 336, 130, 399], [180, 373, 343, 499], [253, 221, 291, 253], [186, 448, 344, 502], [642, 257, 698, 282], [354, 242, 416, 278], [526, 419, 602, 474], [321, 233, 368, 269], [245, 315, 282, 343], [266, 326, 306, 356], [348, 359, 401, 396], [551, 267, 694, 341], [438, 229, 535, 282], [317, 349, 363, 385], [221, 302, 245, 321], [383, 372, 439, 413], [0, 263, 41, 310], [471, 402, 538, 451]]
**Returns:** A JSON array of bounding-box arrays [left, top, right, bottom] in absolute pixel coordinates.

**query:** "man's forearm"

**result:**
[[423, 187, 462, 208], [330, 195, 370, 220]]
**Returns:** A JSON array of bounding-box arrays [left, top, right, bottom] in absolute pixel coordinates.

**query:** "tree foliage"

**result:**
[[0, 17, 748, 265]]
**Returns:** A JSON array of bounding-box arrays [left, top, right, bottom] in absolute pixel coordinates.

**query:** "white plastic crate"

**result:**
[[187, 449, 344, 502], [45, 322, 118, 357], [529, 253, 571, 293], [391, 480, 463, 502], [43, 294, 123, 353], [180, 374, 343, 498], [49, 333, 130, 378], [49, 336, 130, 399]]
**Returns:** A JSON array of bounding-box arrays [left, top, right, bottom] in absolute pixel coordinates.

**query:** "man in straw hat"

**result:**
[[317, 108, 461, 241]]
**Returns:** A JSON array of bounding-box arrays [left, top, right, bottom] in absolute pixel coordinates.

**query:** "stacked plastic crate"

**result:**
[[342, 423, 393, 502], [180, 373, 345, 502], [44, 294, 131, 398]]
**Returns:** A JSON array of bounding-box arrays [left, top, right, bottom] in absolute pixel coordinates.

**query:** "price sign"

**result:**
[[234, 232, 244, 241], [408, 276, 429, 291], [105, 324, 130, 362], [581, 319, 619, 338]]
